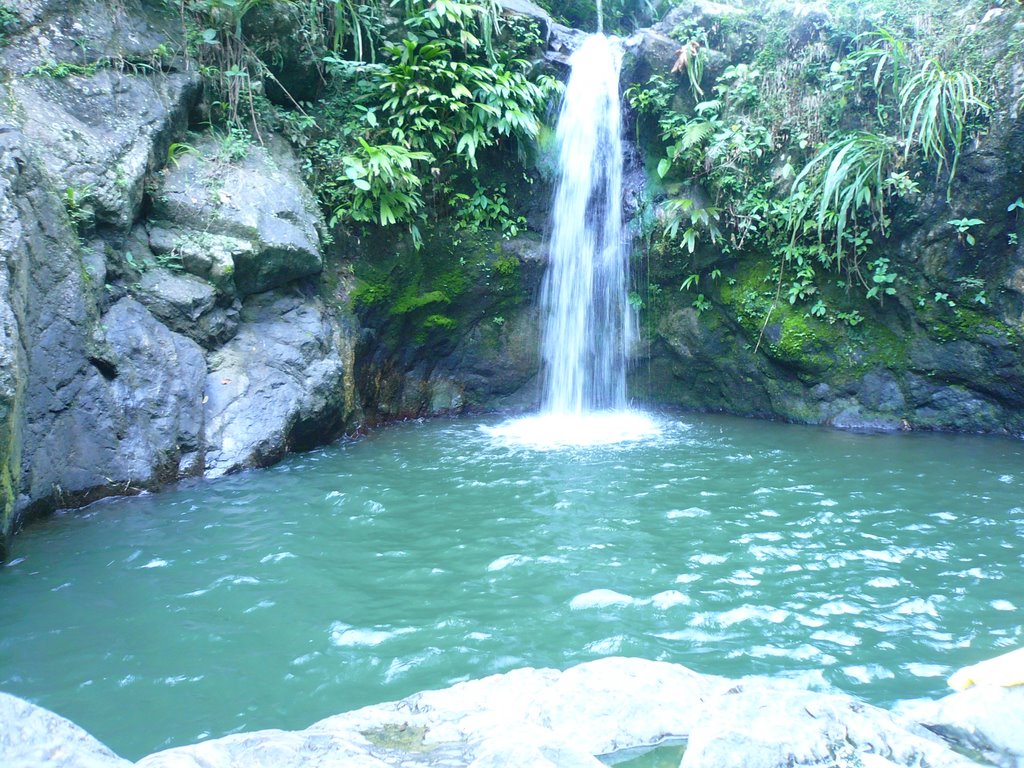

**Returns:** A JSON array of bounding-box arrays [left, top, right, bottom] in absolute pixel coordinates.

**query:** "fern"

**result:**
[[680, 119, 715, 151]]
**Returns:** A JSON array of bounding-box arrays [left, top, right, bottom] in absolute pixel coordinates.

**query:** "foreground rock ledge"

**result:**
[[2, 657, 1022, 767]]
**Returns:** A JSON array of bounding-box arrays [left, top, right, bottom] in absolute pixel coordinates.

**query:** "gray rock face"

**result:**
[[355, 235, 543, 421], [0, 120, 209, 534], [203, 290, 355, 477], [151, 136, 324, 297], [135, 267, 240, 349], [13, 70, 200, 229], [21, 296, 206, 506], [0, 691, 131, 768]]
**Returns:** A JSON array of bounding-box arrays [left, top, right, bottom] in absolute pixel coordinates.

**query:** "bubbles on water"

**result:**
[[810, 630, 861, 648], [689, 553, 727, 566], [329, 622, 416, 647], [842, 665, 894, 684], [894, 598, 940, 617], [585, 636, 624, 654], [139, 558, 170, 569], [259, 552, 296, 564], [649, 590, 691, 610], [570, 589, 639, 610], [991, 599, 1017, 611], [865, 577, 902, 589], [486, 554, 531, 572], [243, 600, 275, 614], [667, 507, 709, 519], [902, 662, 949, 678]]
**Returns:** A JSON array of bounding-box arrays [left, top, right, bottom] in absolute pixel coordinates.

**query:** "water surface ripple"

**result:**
[[1, 414, 1022, 758]]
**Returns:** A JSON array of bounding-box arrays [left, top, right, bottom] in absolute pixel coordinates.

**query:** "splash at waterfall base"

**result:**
[[4, 656, 1022, 768]]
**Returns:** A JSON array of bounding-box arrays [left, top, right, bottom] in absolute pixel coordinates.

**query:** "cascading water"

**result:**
[[540, 34, 630, 415], [487, 34, 659, 448]]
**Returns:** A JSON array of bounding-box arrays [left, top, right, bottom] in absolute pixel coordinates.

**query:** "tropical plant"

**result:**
[[671, 39, 706, 100], [330, 0, 382, 62], [899, 60, 988, 200], [947, 217, 983, 246], [788, 131, 899, 265]]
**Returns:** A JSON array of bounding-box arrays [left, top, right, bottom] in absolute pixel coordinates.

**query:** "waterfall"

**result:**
[[484, 34, 659, 449], [540, 34, 632, 416]]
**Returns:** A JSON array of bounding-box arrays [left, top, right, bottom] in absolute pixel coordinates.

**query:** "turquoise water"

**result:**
[[1, 413, 1022, 760]]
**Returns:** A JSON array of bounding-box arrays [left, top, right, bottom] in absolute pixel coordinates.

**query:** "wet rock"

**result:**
[[203, 290, 354, 477], [898, 685, 1024, 768], [497, 0, 552, 38], [654, 0, 745, 36], [0, 127, 200, 526], [0, 691, 132, 768], [22, 298, 206, 502], [134, 267, 240, 348], [151, 136, 324, 296], [12, 70, 200, 229], [146, 222, 244, 298], [242, 1, 323, 104], [1, 0, 180, 76], [440, 308, 541, 411]]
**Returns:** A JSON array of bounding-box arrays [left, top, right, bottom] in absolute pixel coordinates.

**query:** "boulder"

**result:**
[[497, 0, 553, 43], [134, 658, 988, 768], [203, 290, 355, 477], [146, 221, 244, 299], [898, 685, 1024, 768], [12, 69, 200, 229], [151, 136, 324, 297], [681, 682, 980, 768], [134, 266, 240, 348], [22, 297, 207, 501], [0, 126, 204, 525], [0, 691, 131, 768]]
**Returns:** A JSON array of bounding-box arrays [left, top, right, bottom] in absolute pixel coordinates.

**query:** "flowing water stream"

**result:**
[[1, 414, 1022, 759], [489, 33, 658, 448], [539, 34, 630, 416]]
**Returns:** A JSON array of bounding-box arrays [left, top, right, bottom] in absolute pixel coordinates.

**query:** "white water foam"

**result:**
[[483, 410, 661, 450]]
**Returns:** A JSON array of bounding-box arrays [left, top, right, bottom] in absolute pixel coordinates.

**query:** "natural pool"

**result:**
[[1, 413, 1022, 760]]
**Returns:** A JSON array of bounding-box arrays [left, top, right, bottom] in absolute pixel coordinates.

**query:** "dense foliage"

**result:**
[[626, 0, 1014, 339], [169, 0, 556, 247]]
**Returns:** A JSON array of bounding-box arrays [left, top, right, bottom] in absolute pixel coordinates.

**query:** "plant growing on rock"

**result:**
[[899, 60, 988, 201], [295, 0, 551, 244]]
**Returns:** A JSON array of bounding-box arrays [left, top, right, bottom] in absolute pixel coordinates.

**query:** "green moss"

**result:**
[[391, 289, 449, 316], [927, 307, 1022, 346], [492, 253, 519, 276], [423, 314, 456, 330], [360, 724, 432, 753]]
